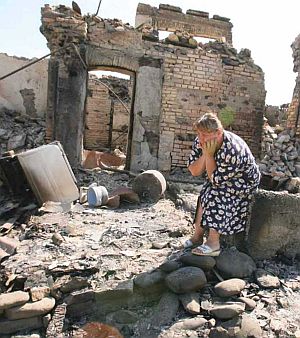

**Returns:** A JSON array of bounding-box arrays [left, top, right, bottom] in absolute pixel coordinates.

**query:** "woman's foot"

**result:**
[[192, 242, 220, 256], [183, 225, 205, 248]]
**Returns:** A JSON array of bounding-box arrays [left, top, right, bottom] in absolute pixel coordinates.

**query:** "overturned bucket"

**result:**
[[132, 170, 166, 202], [87, 185, 109, 207]]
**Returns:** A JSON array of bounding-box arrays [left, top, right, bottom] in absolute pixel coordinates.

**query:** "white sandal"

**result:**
[[192, 243, 220, 256]]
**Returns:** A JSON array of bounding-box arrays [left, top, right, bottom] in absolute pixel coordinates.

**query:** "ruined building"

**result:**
[[41, 3, 266, 171], [287, 34, 300, 136]]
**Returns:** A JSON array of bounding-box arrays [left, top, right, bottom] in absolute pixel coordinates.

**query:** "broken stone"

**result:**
[[5, 297, 55, 320], [7, 133, 26, 150], [179, 292, 201, 314], [209, 302, 245, 319], [159, 260, 182, 272], [150, 292, 179, 327], [170, 315, 207, 331], [179, 253, 216, 270], [0, 316, 43, 335], [165, 266, 207, 294], [30, 286, 51, 302], [214, 278, 246, 297], [60, 276, 90, 293], [107, 309, 139, 324], [216, 248, 256, 278], [151, 241, 169, 249], [255, 268, 280, 288], [134, 270, 166, 288], [220, 314, 262, 338], [0, 291, 30, 310], [237, 297, 256, 310], [51, 232, 64, 246], [0, 236, 20, 255]]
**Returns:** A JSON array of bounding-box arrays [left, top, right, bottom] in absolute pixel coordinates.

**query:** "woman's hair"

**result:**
[[194, 113, 223, 132]]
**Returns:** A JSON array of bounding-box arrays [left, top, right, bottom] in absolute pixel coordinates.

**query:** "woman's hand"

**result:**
[[202, 139, 218, 157]]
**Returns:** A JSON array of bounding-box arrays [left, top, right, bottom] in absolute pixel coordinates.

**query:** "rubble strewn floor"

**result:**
[[0, 169, 300, 338]]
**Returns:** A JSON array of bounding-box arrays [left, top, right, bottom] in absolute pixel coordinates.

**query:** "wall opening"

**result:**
[[83, 69, 135, 170]]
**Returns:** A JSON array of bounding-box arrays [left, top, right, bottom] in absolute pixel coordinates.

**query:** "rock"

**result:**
[[107, 309, 139, 324], [209, 302, 245, 319], [51, 232, 64, 246], [214, 278, 246, 297], [237, 297, 256, 310], [7, 133, 26, 150], [159, 260, 182, 272], [0, 316, 43, 334], [255, 268, 280, 288], [0, 128, 7, 138], [165, 267, 207, 294], [209, 326, 229, 337], [167, 33, 179, 43], [221, 314, 262, 337], [151, 241, 169, 249], [0, 291, 30, 310], [216, 248, 256, 278], [151, 292, 179, 327], [5, 297, 55, 320], [179, 292, 201, 314], [134, 270, 166, 288], [179, 253, 216, 270], [170, 315, 207, 330], [30, 286, 51, 302], [60, 276, 90, 293]]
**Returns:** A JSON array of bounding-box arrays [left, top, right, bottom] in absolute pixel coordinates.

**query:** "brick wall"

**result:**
[[84, 81, 111, 150]]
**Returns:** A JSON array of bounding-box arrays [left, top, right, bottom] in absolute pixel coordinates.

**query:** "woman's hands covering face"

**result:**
[[202, 139, 218, 156]]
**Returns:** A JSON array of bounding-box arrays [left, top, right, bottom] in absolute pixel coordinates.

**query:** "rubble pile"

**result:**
[[165, 30, 198, 48], [259, 123, 300, 181], [0, 109, 46, 155], [140, 24, 159, 42], [0, 167, 299, 337], [103, 18, 134, 31]]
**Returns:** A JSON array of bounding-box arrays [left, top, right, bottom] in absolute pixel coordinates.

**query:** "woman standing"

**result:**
[[185, 113, 261, 256]]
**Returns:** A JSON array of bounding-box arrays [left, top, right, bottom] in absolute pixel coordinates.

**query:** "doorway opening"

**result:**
[[83, 68, 135, 170]]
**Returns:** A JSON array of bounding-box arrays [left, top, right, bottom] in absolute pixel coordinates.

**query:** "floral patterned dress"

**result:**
[[188, 130, 261, 235]]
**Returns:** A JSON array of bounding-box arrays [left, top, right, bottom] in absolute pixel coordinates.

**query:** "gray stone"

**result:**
[[214, 279, 246, 297], [170, 316, 207, 330], [107, 309, 139, 324], [30, 287, 50, 302], [0, 291, 30, 310], [151, 292, 179, 327], [216, 248, 256, 278], [165, 267, 207, 294], [248, 189, 300, 259], [159, 260, 182, 272], [0, 129, 7, 138], [0, 316, 43, 334], [255, 268, 280, 288], [237, 297, 256, 310], [5, 297, 55, 320], [221, 314, 262, 337], [134, 270, 166, 288], [209, 302, 245, 319], [179, 253, 216, 270], [179, 292, 201, 314], [7, 133, 26, 150]]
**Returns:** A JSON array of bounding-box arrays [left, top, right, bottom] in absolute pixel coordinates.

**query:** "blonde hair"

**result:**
[[194, 113, 223, 132]]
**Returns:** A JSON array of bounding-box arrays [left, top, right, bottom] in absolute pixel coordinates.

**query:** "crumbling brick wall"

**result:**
[[287, 34, 300, 136], [84, 76, 131, 151], [41, 2, 265, 170]]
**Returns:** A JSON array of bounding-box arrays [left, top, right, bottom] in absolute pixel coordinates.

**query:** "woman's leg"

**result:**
[[189, 202, 205, 244], [205, 228, 220, 251]]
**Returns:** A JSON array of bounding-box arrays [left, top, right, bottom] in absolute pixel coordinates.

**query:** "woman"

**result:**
[[185, 113, 261, 256]]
